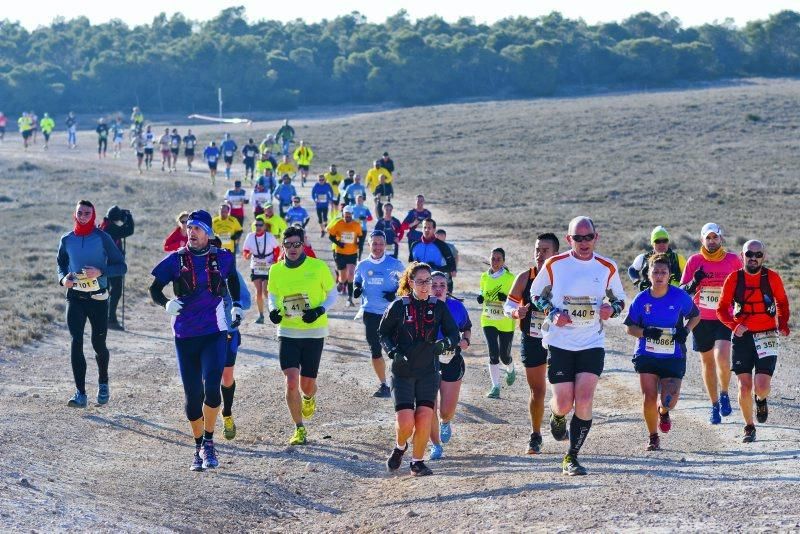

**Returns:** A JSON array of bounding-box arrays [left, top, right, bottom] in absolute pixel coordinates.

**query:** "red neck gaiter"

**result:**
[[73, 209, 96, 237]]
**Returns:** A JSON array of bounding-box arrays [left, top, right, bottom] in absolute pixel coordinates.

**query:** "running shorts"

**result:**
[[632, 355, 686, 379], [279, 336, 324, 378], [390, 372, 440, 412], [692, 319, 732, 353], [335, 253, 358, 270], [520, 334, 547, 368], [731, 332, 778, 376], [547, 345, 605, 383]]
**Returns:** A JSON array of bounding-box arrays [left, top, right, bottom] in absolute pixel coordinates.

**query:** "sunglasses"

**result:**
[[255, 223, 265, 227], [283, 241, 303, 249], [744, 251, 764, 258], [179, 219, 188, 224], [571, 233, 595, 242], [653, 239, 669, 244], [412, 278, 433, 285]]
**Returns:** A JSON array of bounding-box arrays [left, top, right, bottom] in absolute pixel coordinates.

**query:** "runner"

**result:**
[[18, 112, 33, 150], [57, 200, 128, 407], [428, 271, 472, 460], [342, 169, 355, 191], [374, 203, 403, 259], [256, 204, 288, 242], [328, 206, 364, 306], [275, 119, 295, 156], [311, 174, 334, 238], [351, 195, 373, 261], [324, 165, 344, 195], [169, 128, 181, 171], [98, 206, 135, 331], [267, 226, 337, 445], [40, 113, 55, 150], [365, 159, 393, 194], [144, 125, 155, 169], [158, 128, 172, 172], [530, 216, 626, 476], [379, 262, 460, 477], [183, 129, 197, 171], [257, 154, 275, 187], [285, 196, 310, 228], [133, 131, 145, 174], [203, 141, 221, 185], [30, 111, 39, 144], [0, 111, 6, 142], [401, 195, 432, 261], [65, 111, 77, 149], [504, 233, 559, 454], [242, 219, 280, 324], [679, 223, 742, 424], [250, 181, 272, 218], [628, 226, 686, 291], [259, 134, 281, 156], [164, 211, 189, 252], [478, 248, 516, 398], [717, 240, 791, 443], [325, 165, 344, 218], [149, 209, 243, 471], [111, 117, 124, 158], [275, 154, 296, 182], [435, 229, 459, 282], [293, 140, 314, 187], [224, 180, 248, 226], [343, 174, 367, 206], [220, 267, 252, 440], [353, 230, 404, 397], [258, 167, 278, 197], [220, 133, 238, 180], [378, 151, 395, 173], [212, 203, 243, 253], [624, 254, 701, 451], [410, 219, 456, 291], [274, 175, 298, 218], [242, 138, 259, 182], [130, 106, 144, 135], [96, 118, 109, 159], [373, 174, 394, 219]]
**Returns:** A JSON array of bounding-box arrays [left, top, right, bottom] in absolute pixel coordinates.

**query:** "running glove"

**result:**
[[383, 291, 396, 301], [672, 326, 689, 343], [476, 295, 484, 304], [353, 284, 363, 298], [302, 306, 325, 323], [165, 299, 183, 316], [231, 304, 245, 328], [433, 338, 454, 356], [388, 348, 407, 362], [497, 292, 507, 302], [269, 309, 283, 324], [643, 327, 664, 339], [693, 267, 709, 284]]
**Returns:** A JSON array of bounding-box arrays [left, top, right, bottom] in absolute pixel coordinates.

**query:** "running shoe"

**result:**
[[719, 392, 732, 417], [742, 424, 757, 443], [301, 395, 316, 418], [550, 413, 569, 441], [410, 461, 433, 476], [200, 440, 219, 469], [289, 426, 307, 446], [646, 433, 661, 451], [223, 415, 236, 440], [440, 421, 452, 444], [755, 397, 768, 424], [526, 432, 543, 454], [386, 444, 407, 471], [190, 448, 204, 472], [561, 454, 587, 476], [254, 314, 265, 324], [485, 385, 500, 399], [372, 383, 391, 398], [107, 320, 124, 331], [429, 444, 443, 460], [97, 383, 110, 405], [658, 410, 672, 433], [505, 367, 516, 386], [320, 230, 325, 238], [67, 390, 87, 408], [709, 403, 721, 425]]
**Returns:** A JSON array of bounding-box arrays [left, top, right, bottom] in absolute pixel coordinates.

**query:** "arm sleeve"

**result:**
[[716, 272, 738, 330], [529, 264, 552, 302], [101, 232, 128, 278], [607, 269, 626, 304], [354, 264, 363, 286], [149, 277, 169, 307], [321, 286, 338, 311], [379, 301, 402, 354], [226, 268, 241, 302], [57, 237, 70, 283], [268, 292, 279, 312]]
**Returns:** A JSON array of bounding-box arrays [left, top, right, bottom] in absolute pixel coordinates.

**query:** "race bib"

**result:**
[[753, 331, 779, 358], [230, 199, 243, 209], [529, 311, 546, 338], [251, 257, 270, 275], [317, 194, 328, 203], [73, 273, 100, 293], [224, 150, 233, 157], [208, 156, 217, 162], [482, 301, 505, 319], [645, 329, 676, 355], [284, 293, 310, 318], [341, 232, 355, 244], [563, 296, 598, 327], [219, 233, 232, 246], [698, 286, 722, 310], [379, 195, 390, 203]]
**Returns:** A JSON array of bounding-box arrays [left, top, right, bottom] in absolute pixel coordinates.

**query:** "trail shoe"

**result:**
[[550, 413, 569, 441], [658, 410, 672, 433], [372, 383, 391, 398], [387, 444, 407, 471], [719, 392, 732, 417], [646, 433, 661, 451], [485, 386, 500, 399], [562, 454, 587, 476], [755, 397, 768, 424], [254, 314, 265, 324], [410, 461, 433, 477], [301, 395, 317, 419], [429, 444, 443, 460], [742, 424, 757, 443], [440, 421, 452, 444], [97, 383, 110, 405], [505, 367, 517, 386], [223, 415, 236, 440], [190, 449, 204, 472], [289, 426, 307, 446], [526, 432, 543, 454], [67, 390, 88, 408], [709, 403, 721, 425], [200, 440, 219, 469]]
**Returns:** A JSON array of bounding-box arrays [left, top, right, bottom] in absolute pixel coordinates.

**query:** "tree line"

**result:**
[[1, 8, 799, 115]]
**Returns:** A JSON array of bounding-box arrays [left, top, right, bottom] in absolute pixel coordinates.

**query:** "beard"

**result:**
[[745, 264, 761, 274]]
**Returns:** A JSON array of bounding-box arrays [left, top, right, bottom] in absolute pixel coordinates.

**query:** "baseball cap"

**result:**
[[700, 223, 722, 239], [650, 226, 670, 243], [343, 206, 354, 214]]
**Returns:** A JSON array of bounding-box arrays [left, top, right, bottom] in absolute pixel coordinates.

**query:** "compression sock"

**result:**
[[203, 430, 214, 442], [489, 364, 501, 387], [296, 422, 305, 429], [221, 381, 236, 417], [568, 415, 593, 457], [194, 436, 203, 447], [347, 282, 354, 298]]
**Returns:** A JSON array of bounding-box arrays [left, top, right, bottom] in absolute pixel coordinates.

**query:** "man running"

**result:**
[[111, 117, 124, 158], [40, 113, 55, 150], [242, 219, 280, 324], [242, 138, 259, 181], [311, 174, 334, 238], [275, 119, 295, 156], [343, 174, 367, 206], [410, 219, 456, 290], [293, 140, 314, 187], [378, 151, 395, 174], [365, 159, 393, 194], [505, 233, 559, 454], [203, 141, 221, 185], [325, 165, 344, 218], [133, 131, 145, 174], [373, 174, 394, 219], [66, 112, 77, 149], [130, 107, 144, 135], [18, 112, 33, 150], [530, 216, 626, 476], [183, 129, 197, 170], [212, 203, 243, 253], [220, 133, 238, 180], [285, 196, 310, 228], [224, 180, 248, 226], [717, 240, 790, 443], [250, 182, 272, 218], [351, 195, 373, 261], [276, 154, 296, 181], [96, 118, 109, 159], [158, 128, 172, 172], [268, 226, 337, 445], [329, 206, 364, 306], [628, 226, 686, 291], [169, 128, 181, 171], [220, 268, 251, 440], [374, 203, 403, 259], [342, 169, 355, 191], [401, 195, 432, 261], [274, 175, 297, 218], [257, 204, 287, 241], [144, 125, 155, 169], [680, 222, 742, 424]]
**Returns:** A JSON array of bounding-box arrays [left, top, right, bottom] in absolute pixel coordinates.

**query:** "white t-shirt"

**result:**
[[529, 251, 626, 351], [250, 190, 272, 209], [243, 232, 279, 273], [225, 189, 248, 210]]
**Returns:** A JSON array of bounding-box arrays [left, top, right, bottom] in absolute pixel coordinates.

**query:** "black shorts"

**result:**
[[145, 148, 154, 155], [440, 353, 465, 382], [136, 150, 144, 157], [279, 336, 324, 378], [22, 130, 31, 139], [43, 131, 51, 141], [632, 355, 686, 379], [298, 164, 309, 171], [520, 334, 547, 368], [226, 330, 241, 367], [363, 312, 382, 359], [244, 157, 255, 170], [332, 195, 341, 205], [335, 253, 357, 270], [732, 332, 778, 376], [171, 148, 179, 156], [224, 156, 234, 164], [185, 148, 195, 157], [391, 372, 439, 412], [250, 272, 268, 282], [208, 162, 218, 170], [547, 346, 605, 383], [692, 319, 732, 353], [316, 206, 328, 224]]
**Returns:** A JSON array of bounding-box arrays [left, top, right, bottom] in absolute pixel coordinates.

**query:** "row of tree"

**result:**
[[1, 8, 799, 114]]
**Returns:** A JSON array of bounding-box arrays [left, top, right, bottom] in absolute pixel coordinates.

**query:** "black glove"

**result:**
[[334, 240, 344, 248], [302, 306, 325, 324], [476, 295, 484, 304], [693, 268, 708, 284], [673, 326, 689, 343], [433, 338, 453, 356], [269, 309, 283, 324], [388, 348, 407, 362], [353, 284, 363, 299], [497, 292, 507, 302], [359, 216, 366, 220], [643, 327, 664, 339], [383, 291, 396, 302]]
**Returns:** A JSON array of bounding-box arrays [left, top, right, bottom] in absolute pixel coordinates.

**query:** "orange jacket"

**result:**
[[717, 268, 790, 333]]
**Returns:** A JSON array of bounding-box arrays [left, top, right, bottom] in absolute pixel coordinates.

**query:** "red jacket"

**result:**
[[163, 227, 187, 252]]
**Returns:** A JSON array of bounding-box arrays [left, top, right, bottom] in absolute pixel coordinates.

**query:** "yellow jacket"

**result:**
[[365, 167, 393, 192], [254, 213, 288, 240], [211, 216, 243, 253], [40, 117, 55, 133], [293, 145, 314, 166]]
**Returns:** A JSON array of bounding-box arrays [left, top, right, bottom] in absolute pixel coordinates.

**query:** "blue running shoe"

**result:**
[[719, 393, 732, 417], [201, 440, 219, 469], [440, 421, 452, 444], [97, 383, 110, 405], [429, 443, 443, 460], [710, 403, 721, 425], [190, 449, 204, 472], [67, 390, 87, 408]]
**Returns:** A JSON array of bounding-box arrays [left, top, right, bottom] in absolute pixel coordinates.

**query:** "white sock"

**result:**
[[396, 442, 406, 450], [506, 362, 515, 374], [489, 364, 501, 387], [411, 458, 422, 463]]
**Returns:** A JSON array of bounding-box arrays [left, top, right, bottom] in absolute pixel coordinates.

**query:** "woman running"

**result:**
[[163, 211, 189, 252], [242, 218, 280, 324], [478, 248, 516, 398]]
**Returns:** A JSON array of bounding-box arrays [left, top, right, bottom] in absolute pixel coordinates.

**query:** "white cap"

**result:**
[[343, 205, 354, 214], [700, 222, 722, 239]]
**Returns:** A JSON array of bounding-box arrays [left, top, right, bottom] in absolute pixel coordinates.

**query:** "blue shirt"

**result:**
[[624, 285, 699, 359], [220, 139, 238, 157], [354, 255, 404, 314], [204, 146, 220, 162], [57, 229, 128, 290], [344, 183, 367, 204], [411, 240, 447, 268], [403, 208, 432, 243], [374, 217, 402, 245], [351, 204, 372, 232], [274, 183, 296, 206], [285, 206, 309, 225], [311, 182, 334, 208]]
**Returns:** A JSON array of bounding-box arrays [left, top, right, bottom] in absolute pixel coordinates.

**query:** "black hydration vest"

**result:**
[[733, 268, 776, 318], [173, 246, 225, 298], [637, 249, 682, 290]]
